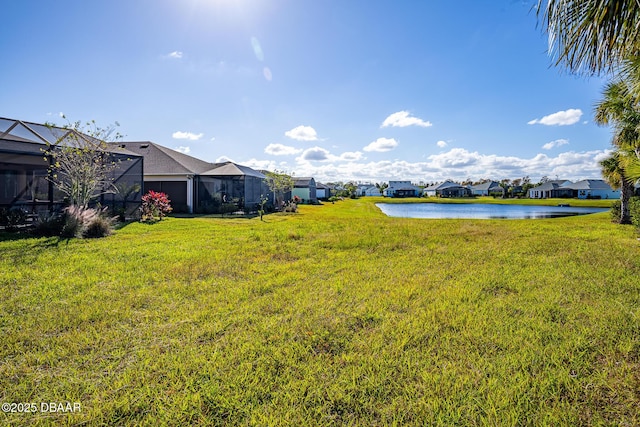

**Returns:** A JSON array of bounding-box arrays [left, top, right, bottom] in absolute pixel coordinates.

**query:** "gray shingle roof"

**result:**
[[119, 141, 216, 175], [562, 179, 613, 190], [202, 162, 266, 178]]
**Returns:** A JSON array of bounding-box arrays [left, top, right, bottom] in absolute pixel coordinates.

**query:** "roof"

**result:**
[[531, 180, 570, 191], [562, 179, 615, 190], [293, 177, 316, 187], [1, 117, 140, 157], [202, 162, 266, 178], [470, 181, 501, 191], [119, 141, 216, 175], [424, 181, 465, 191]]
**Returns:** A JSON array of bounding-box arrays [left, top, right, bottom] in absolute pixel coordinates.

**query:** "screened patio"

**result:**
[[0, 117, 143, 217]]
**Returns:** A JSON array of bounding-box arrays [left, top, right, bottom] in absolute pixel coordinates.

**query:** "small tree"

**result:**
[[265, 170, 294, 208], [44, 118, 122, 208], [140, 191, 173, 221]]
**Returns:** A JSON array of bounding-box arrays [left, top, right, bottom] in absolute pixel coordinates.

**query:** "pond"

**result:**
[[375, 203, 609, 219]]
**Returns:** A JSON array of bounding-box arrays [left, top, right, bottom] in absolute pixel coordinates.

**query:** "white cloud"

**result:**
[[381, 111, 432, 128], [528, 109, 583, 126], [172, 131, 204, 141], [299, 146, 330, 161], [215, 155, 234, 163], [436, 140, 448, 148], [268, 148, 610, 184], [542, 138, 569, 150], [175, 146, 190, 154], [264, 143, 303, 156], [163, 51, 183, 59], [363, 137, 399, 152], [285, 125, 319, 141], [338, 151, 364, 161]]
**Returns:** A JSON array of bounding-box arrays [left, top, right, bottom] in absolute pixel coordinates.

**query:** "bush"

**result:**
[[83, 215, 115, 238], [0, 207, 29, 231], [32, 212, 65, 237], [141, 191, 172, 221], [60, 206, 99, 238], [610, 200, 621, 223], [630, 197, 640, 229]]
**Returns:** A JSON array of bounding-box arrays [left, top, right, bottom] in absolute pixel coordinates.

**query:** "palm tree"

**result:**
[[594, 79, 640, 223], [600, 152, 635, 224], [537, 0, 640, 76]]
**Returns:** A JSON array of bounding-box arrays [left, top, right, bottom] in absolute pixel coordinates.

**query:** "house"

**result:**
[[423, 181, 471, 197], [315, 182, 331, 200], [121, 141, 269, 213], [562, 179, 619, 199], [383, 181, 421, 198], [528, 180, 573, 199], [0, 117, 143, 216], [470, 181, 503, 196], [356, 184, 381, 197], [292, 177, 317, 203]]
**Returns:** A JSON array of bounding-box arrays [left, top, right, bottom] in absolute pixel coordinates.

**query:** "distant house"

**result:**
[[315, 182, 331, 200], [423, 181, 471, 197], [0, 117, 143, 216], [383, 181, 421, 198], [356, 184, 381, 197], [470, 181, 503, 196], [121, 141, 269, 213], [292, 177, 317, 203], [528, 180, 573, 199], [562, 179, 619, 199]]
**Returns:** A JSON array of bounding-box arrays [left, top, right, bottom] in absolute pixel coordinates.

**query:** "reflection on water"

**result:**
[[376, 203, 608, 219]]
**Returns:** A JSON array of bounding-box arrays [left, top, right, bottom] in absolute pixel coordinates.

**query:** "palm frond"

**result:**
[[539, 0, 640, 75]]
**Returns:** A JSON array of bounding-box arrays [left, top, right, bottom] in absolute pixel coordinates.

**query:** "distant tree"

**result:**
[[375, 182, 389, 195], [342, 182, 358, 198], [44, 118, 122, 208]]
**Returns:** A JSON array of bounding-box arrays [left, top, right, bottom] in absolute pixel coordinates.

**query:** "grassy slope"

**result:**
[[0, 199, 639, 426]]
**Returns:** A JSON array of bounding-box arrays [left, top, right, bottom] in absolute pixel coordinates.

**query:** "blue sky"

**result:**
[[2, 0, 616, 183]]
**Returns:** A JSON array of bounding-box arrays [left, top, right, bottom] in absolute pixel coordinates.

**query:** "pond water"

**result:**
[[376, 203, 609, 219]]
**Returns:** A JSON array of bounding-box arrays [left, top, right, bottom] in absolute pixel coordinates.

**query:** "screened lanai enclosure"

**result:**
[[196, 162, 271, 214], [0, 118, 143, 218]]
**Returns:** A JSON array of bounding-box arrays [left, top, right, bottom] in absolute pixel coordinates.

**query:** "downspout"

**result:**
[[187, 175, 194, 214]]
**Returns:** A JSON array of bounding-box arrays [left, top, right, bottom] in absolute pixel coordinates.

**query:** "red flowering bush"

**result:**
[[140, 191, 172, 221]]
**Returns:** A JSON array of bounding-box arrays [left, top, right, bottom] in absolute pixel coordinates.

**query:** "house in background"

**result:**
[[315, 182, 331, 200], [563, 179, 619, 199], [528, 180, 573, 199], [383, 181, 421, 197], [121, 141, 269, 213], [423, 181, 471, 197], [470, 181, 503, 196], [528, 179, 619, 199], [1, 117, 143, 216], [356, 184, 381, 197], [292, 177, 317, 203]]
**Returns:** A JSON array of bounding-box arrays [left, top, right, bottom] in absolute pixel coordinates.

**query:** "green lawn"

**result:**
[[1, 198, 639, 426]]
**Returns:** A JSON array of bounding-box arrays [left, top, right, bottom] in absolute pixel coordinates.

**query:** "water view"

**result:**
[[376, 203, 609, 219]]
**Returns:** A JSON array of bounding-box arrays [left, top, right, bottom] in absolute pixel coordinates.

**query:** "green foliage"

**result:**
[[1, 198, 639, 425], [0, 207, 28, 231], [265, 170, 294, 206], [629, 196, 640, 228]]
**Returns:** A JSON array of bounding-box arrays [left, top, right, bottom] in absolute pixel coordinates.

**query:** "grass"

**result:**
[[1, 198, 639, 426]]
